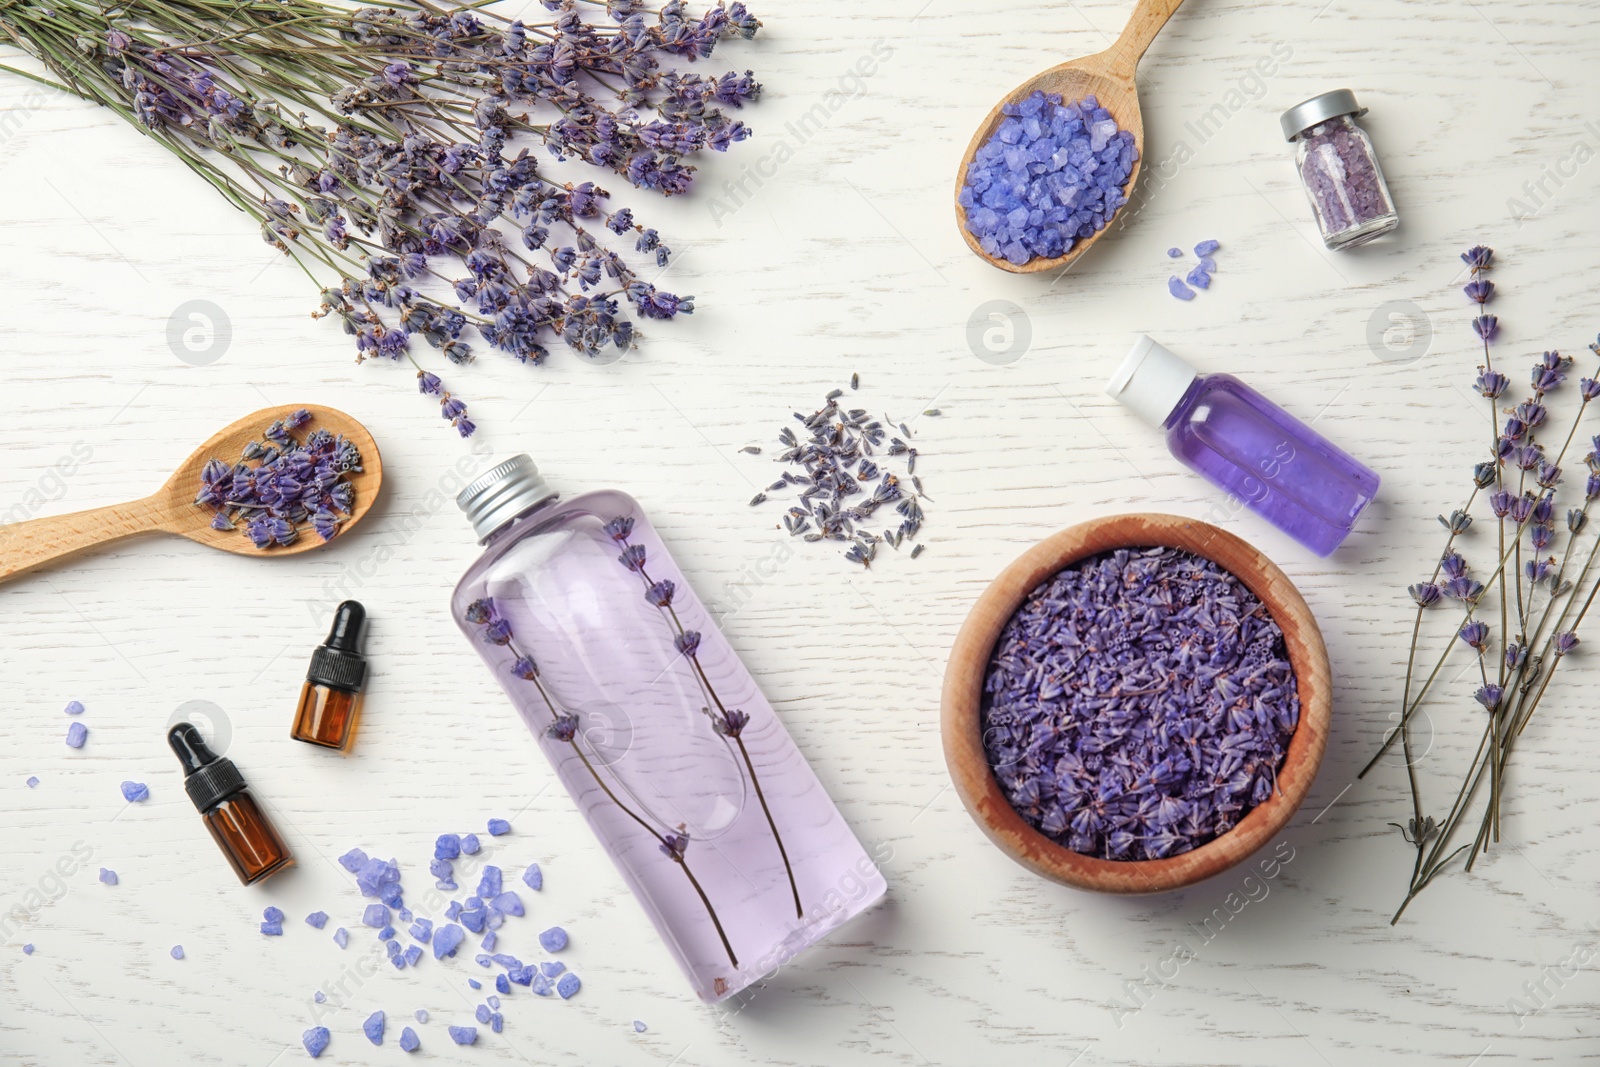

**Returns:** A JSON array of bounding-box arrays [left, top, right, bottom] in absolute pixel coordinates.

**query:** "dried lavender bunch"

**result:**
[[462, 595, 738, 966], [604, 516, 801, 918], [1365, 246, 1600, 922], [194, 407, 362, 547], [0, 0, 761, 435]]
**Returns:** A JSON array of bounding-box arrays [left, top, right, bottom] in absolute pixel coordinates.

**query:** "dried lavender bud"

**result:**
[[739, 446, 762, 455], [981, 547, 1298, 861], [195, 414, 359, 547]]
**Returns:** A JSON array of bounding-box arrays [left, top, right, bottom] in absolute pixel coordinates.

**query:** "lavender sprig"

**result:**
[[462, 595, 738, 967], [606, 517, 802, 919]]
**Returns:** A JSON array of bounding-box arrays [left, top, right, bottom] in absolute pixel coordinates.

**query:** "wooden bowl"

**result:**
[[940, 513, 1330, 893]]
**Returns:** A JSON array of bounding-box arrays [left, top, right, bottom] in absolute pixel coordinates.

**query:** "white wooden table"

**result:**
[[4, 0, 1600, 1063]]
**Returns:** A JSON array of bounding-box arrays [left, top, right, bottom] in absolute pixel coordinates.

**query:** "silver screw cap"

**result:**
[[456, 454, 558, 543], [1280, 89, 1365, 142]]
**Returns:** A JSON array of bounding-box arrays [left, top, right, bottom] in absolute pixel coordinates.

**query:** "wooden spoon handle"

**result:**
[[0, 497, 175, 584], [1107, 0, 1186, 75]]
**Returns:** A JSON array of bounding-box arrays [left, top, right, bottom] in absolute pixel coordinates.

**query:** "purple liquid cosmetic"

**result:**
[[1108, 336, 1379, 556], [452, 457, 886, 1002]]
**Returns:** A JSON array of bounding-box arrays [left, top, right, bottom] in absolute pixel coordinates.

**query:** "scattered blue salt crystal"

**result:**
[[378, 882, 403, 907], [490, 1012, 503, 1033], [445, 901, 462, 921], [338, 848, 368, 873], [391, 954, 407, 971], [1197, 254, 1218, 274], [314, 991, 327, 1004], [495, 974, 510, 995], [540, 961, 564, 978], [467, 978, 482, 990], [485, 909, 505, 932], [22, 944, 33, 955], [1167, 276, 1196, 301], [302, 1027, 330, 1058], [64, 700, 84, 715], [378, 925, 396, 941], [490, 892, 523, 917], [333, 927, 349, 949], [66, 723, 88, 748], [363, 904, 389, 928], [399, 1027, 420, 1053], [432, 923, 466, 960], [475, 1004, 491, 1024], [521, 863, 542, 891], [487, 995, 500, 1010], [399, 908, 412, 923], [1194, 239, 1220, 256], [435, 877, 457, 891], [448, 1025, 477, 1046], [460, 834, 480, 855], [386, 939, 401, 958], [99, 868, 118, 886], [477, 867, 502, 900], [428, 858, 453, 880], [531, 974, 552, 996], [363, 1010, 385, 1045], [556, 973, 581, 999], [1185, 266, 1211, 290], [409, 919, 433, 943], [487, 818, 510, 836], [1166, 247, 1182, 258], [481, 931, 497, 952], [434, 834, 461, 860], [509, 965, 534, 987], [260, 921, 282, 936], [26, 776, 38, 788], [263, 906, 284, 922], [459, 906, 486, 934], [633, 1020, 647, 1033], [492, 953, 521, 969], [539, 927, 568, 953], [414, 1009, 428, 1023], [305, 911, 328, 929], [120, 781, 149, 803], [170, 945, 184, 960], [475, 953, 492, 967], [404, 945, 423, 967]]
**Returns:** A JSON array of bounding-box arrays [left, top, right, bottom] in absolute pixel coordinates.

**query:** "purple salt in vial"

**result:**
[[1281, 89, 1398, 250]]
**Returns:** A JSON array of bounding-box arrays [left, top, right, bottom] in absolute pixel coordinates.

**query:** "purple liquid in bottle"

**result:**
[[1108, 336, 1379, 555], [452, 456, 886, 1002]]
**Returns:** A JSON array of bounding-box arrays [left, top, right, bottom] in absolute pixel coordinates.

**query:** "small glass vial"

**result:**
[[168, 722, 293, 885], [1281, 89, 1398, 250], [451, 456, 886, 1003], [1107, 336, 1380, 556], [291, 601, 368, 751]]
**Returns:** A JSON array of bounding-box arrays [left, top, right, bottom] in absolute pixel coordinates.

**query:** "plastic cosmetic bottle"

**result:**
[[291, 600, 369, 751], [168, 723, 293, 885], [451, 455, 886, 1003], [1107, 336, 1379, 556]]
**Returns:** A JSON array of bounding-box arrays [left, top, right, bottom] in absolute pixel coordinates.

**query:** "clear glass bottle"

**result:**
[[1107, 336, 1380, 556], [1281, 89, 1398, 250], [451, 456, 886, 1003]]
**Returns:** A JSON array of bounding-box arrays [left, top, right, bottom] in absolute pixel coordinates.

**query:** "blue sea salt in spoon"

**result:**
[[955, 0, 1187, 274]]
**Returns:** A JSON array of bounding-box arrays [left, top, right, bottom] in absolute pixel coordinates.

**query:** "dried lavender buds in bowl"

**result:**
[[941, 514, 1331, 894]]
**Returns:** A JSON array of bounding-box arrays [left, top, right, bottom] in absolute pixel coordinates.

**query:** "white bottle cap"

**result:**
[[1105, 335, 1199, 427]]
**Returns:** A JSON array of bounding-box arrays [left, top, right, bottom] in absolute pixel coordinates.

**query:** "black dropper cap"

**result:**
[[307, 600, 369, 692], [168, 722, 247, 813]]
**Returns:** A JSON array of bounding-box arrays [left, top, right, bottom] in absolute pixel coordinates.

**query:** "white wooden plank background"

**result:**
[[3, 0, 1600, 1063]]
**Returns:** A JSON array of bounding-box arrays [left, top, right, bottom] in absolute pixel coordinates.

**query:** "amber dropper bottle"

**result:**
[[291, 600, 369, 751], [167, 722, 293, 886]]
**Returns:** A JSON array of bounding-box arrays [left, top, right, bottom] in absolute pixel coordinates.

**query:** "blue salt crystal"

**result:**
[[556, 973, 581, 999], [460, 834, 480, 855], [491, 954, 521, 969], [495, 974, 510, 995], [1167, 247, 1182, 258], [99, 868, 117, 886], [445, 901, 462, 921], [475, 953, 492, 967], [429, 858, 453, 880], [404, 945, 423, 967], [414, 1009, 428, 1023], [435, 878, 458, 891], [170, 945, 184, 960], [314, 991, 327, 1004], [491, 892, 523, 917], [1168, 276, 1196, 301], [475, 1004, 491, 1024], [410, 919, 433, 943], [386, 939, 401, 957], [467, 978, 482, 990], [378, 925, 396, 941], [120, 782, 149, 803], [1196, 255, 1217, 274], [633, 1020, 647, 1033], [363, 904, 389, 928], [432, 923, 466, 960], [1194, 239, 1220, 256], [26, 776, 38, 788], [531, 974, 551, 996], [459, 907, 486, 934], [338, 848, 368, 873], [487, 995, 500, 1009], [477, 866, 502, 900], [510, 965, 534, 987], [520, 863, 542, 891], [66, 723, 88, 748], [448, 1025, 477, 1046], [434, 834, 461, 860], [399, 1027, 420, 1053], [333, 927, 349, 949], [485, 909, 504, 932], [1185, 265, 1212, 290], [305, 911, 328, 929], [391, 953, 406, 970], [378, 882, 403, 908], [302, 1027, 330, 1058], [363, 1010, 385, 1045], [481, 930, 497, 952], [539, 927, 568, 953], [487, 819, 510, 836], [22, 944, 33, 955], [260, 921, 281, 936], [540, 961, 564, 978], [490, 1012, 503, 1033], [399, 908, 412, 923], [64, 700, 84, 715]]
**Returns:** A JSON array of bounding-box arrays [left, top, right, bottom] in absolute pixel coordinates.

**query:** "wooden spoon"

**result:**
[[955, 0, 1187, 275], [0, 404, 382, 585]]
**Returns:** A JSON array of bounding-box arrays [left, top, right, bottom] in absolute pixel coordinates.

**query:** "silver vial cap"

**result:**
[[1280, 89, 1365, 142], [456, 454, 558, 543]]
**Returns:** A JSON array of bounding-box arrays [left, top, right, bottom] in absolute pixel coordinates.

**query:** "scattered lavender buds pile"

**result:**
[[981, 547, 1299, 860], [1166, 239, 1220, 301], [749, 378, 931, 568], [194, 410, 362, 549], [959, 91, 1138, 266]]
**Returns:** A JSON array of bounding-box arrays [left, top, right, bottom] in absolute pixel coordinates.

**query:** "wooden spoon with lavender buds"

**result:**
[[0, 404, 382, 585], [955, 0, 1187, 274]]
